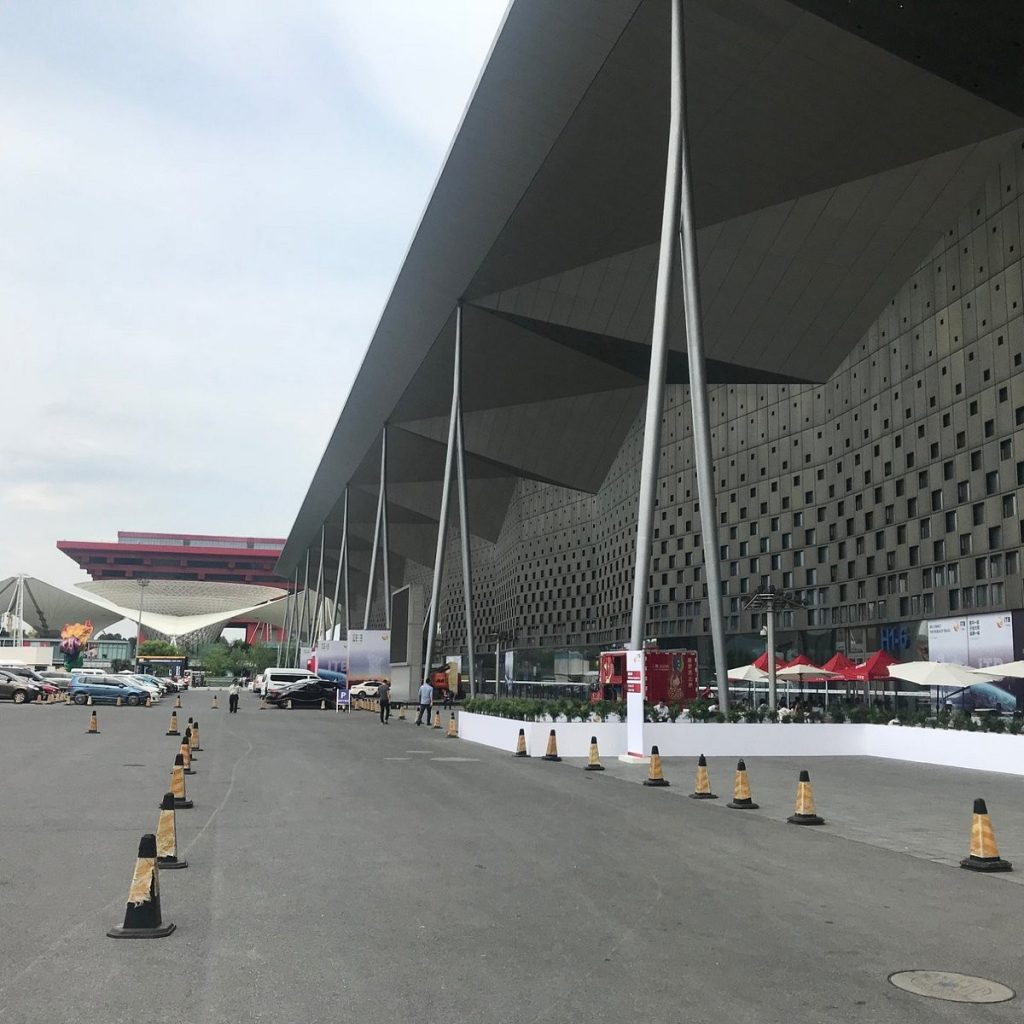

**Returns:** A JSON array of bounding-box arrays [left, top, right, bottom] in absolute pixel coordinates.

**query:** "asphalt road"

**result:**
[[1, 691, 1022, 1023]]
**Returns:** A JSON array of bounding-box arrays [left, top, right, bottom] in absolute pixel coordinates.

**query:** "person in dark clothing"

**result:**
[[378, 680, 391, 724]]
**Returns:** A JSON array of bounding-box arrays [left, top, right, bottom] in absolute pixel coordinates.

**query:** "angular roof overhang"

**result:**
[[280, 0, 1024, 581]]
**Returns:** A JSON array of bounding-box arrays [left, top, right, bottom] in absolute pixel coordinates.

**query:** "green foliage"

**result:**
[[829, 706, 847, 724], [197, 640, 278, 679], [110, 658, 133, 674], [138, 639, 180, 657]]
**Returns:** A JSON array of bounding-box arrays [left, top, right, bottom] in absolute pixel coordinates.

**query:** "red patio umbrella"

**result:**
[[753, 651, 789, 672], [854, 650, 899, 681], [821, 652, 857, 675]]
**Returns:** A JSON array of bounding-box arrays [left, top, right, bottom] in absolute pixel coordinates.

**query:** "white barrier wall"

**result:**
[[457, 713, 1024, 776]]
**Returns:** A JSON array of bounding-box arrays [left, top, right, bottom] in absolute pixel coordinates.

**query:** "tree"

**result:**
[[138, 639, 180, 657], [197, 640, 279, 678]]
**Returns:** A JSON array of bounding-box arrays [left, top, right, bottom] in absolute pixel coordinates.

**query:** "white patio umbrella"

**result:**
[[886, 661, 978, 687], [970, 661, 1024, 679], [727, 664, 769, 681], [775, 664, 838, 679]]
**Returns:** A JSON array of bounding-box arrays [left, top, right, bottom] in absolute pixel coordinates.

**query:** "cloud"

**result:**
[[0, 1, 509, 587]]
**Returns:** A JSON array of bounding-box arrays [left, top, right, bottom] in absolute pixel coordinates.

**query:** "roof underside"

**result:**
[[280, 0, 1024, 600]]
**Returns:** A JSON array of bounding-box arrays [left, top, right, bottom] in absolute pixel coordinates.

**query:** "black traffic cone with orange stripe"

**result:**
[[106, 834, 175, 938], [155, 792, 188, 870], [541, 729, 561, 762], [727, 759, 759, 809], [179, 732, 195, 775], [167, 753, 193, 809], [960, 798, 1012, 872], [690, 754, 717, 799], [446, 713, 458, 738], [166, 710, 180, 736], [191, 720, 201, 753], [644, 745, 669, 787], [513, 728, 528, 757], [584, 735, 604, 772], [787, 769, 824, 825], [86, 710, 99, 735], [174, 693, 182, 710]]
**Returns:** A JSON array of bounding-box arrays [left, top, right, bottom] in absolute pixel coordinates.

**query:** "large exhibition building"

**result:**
[[279, 0, 1024, 687]]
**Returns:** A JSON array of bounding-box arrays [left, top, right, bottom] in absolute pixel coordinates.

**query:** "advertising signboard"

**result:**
[[348, 630, 391, 685], [314, 640, 348, 684], [625, 649, 645, 758], [926, 613, 1013, 667]]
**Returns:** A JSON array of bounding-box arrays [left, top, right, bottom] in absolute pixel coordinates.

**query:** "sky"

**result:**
[[0, 1, 509, 593]]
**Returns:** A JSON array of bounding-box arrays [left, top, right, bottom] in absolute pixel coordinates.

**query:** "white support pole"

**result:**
[[629, 0, 682, 657], [329, 522, 343, 639], [381, 428, 391, 630], [455, 389, 476, 698], [423, 308, 461, 686], [364, 430, 387, 630], [676, 0, 728, 713], [300, 550, 311, 647], [312, 524, 326, 642], [342, 487, 350, 635]]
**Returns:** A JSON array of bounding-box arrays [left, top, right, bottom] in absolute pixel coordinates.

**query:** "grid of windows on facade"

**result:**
[[425, 140, 1024, 663]]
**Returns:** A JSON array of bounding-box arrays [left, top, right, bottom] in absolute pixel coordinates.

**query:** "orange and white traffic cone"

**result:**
[[190, 720, 201, 753], [727, 759, 759, 809], [432, 708, 442, 730], [86, 710, 99, 735], [584, 735, 604, 772], [166, 710, 180, 737], [179, 733, 195, 775], [168, 753, 193, 809], [787, 769, 824, 825], [690, 754, 717, 799], [960, 798, 1012, 872], [446, 713, 458, 738]]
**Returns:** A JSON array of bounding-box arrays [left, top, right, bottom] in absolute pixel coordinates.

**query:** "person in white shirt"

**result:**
[[228, 680, 240, 714], [653, 700, 670, 722], [416, 681, 434, 726]]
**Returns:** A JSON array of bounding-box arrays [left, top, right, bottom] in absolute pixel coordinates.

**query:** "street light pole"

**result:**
[[135, 579, 151, 668]]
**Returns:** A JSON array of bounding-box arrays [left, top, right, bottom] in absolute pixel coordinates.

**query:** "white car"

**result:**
[[349, 680, 382, 698], [119, 673, 162, 702]]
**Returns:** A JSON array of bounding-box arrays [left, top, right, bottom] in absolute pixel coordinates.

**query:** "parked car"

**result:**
[[0, 668, 42, 704], [133, 672, 169, 695], [69, 675, 149, 706], [39, 671, 75, 691], [268, 677, 340, 708], [349, 680, 383, 698], [118, 673, 162, 702], [0, 664, 59, 694], [257, 668, 319, 694]]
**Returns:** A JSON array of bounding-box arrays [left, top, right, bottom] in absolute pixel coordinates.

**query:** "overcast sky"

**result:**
[[1, 1, 509, 591]]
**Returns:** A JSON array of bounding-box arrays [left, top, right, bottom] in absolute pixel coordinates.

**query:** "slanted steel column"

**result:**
[[329, 513, 344, 639], [342, 487, 351, 635], [423, 306, 461, 686], [676, 1, 728, 712], [364, 429, 388, 630], [455, 386, 476, 698], [300, 550, 311, 648], [381, 430, 391, 630], [312, 524, 326, 642], [629, 0, 683, 656]]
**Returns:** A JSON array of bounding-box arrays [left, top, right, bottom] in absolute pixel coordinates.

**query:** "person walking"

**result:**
[[228, 679, 240, 714], [415, 680, 433, 726], [378, 679, 391, 724]]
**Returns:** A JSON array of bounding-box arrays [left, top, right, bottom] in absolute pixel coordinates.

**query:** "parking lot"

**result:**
[[1, 691, 1023, 1023]]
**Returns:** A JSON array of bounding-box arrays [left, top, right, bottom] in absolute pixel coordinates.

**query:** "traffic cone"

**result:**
[[542, 729, 561, 762], [398, 704, 406, 722], [166, 711, 180, 736], [144, 694, 152, 708], [690, 754, 717, 799], [87, 694, 93, 706], [106, 834, 175, 938], [960, 798, 1012, 872], [584, 735, 605, 771], [174, 694, 182, 710], [644, 745, 669, 787], [513, 728, 528, 757], [446, 713, 458, 738], [211, 693, 219, 710], [155, 792, 188, 870], [179, 734, 194, 775], [320, 698, 326, 710], [86, 710, 99, 735], [727, 759, 759, 809], [167, 753, 193, 809], [787, 769, 824, 825], [116, 696, 122, 707], [432, 709, 442, 729], [191, 720, 201, 752], [287, 698, 293, 710], [260, 695, 267, 710]]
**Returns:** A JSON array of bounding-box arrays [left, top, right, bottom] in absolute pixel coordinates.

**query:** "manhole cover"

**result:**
[[889, 971, 1014, 1003]]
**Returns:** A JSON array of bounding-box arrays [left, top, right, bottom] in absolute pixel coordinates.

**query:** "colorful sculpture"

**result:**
[[60, 620, 94, 671]]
